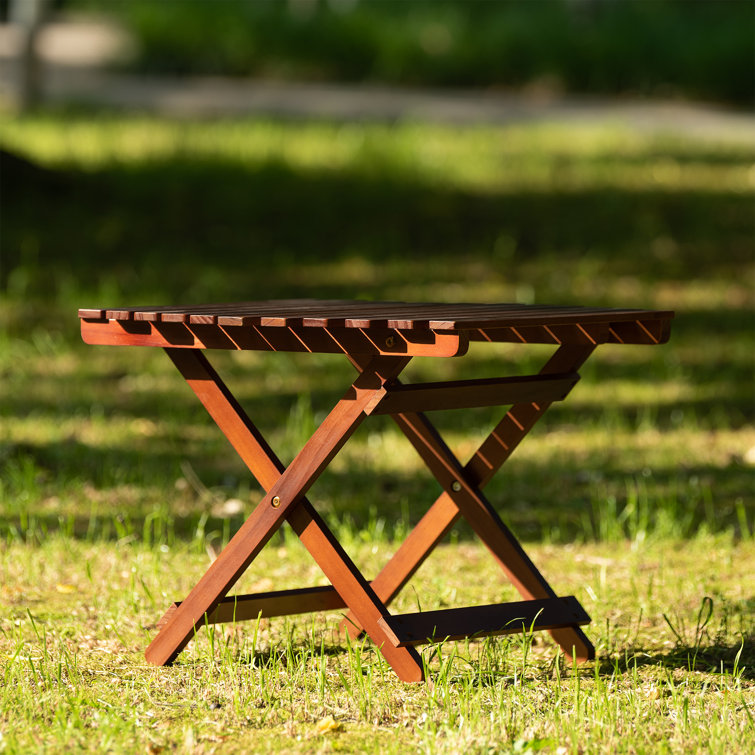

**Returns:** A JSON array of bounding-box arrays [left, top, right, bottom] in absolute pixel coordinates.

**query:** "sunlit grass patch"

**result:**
[[3, 112, 753, 313], [1, 535, 752, 753], [3, 116, 753, 194]]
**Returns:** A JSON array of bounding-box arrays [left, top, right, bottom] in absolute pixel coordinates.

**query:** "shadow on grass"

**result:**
[[1, 430, 750, 544], [598, 636, 755, 681], [3, 151, 753, 304], [427, 635, 755, 691], [2, 138, 753, 546], [227, 642, 349, 669]]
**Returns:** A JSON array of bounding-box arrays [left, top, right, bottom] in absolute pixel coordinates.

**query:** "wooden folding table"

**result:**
[[79, 300, 673, 682]]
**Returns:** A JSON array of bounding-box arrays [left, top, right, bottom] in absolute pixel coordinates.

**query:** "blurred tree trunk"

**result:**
[[10, 0, 51, 112]]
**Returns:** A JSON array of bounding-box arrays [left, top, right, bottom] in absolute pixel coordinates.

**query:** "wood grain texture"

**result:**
[[368, 373, 579, 415], [156, 586, 347, 628], [80, 319, 467, 357], [79, 299, 674, 344], [289, 501, 424, 682], [342, 346, 597, 662], [82, 300, 675, 675], [145, 350, 422, 679], [379, 596, 590, 647]]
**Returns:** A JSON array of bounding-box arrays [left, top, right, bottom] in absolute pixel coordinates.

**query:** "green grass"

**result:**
[[1, 112, 753, 752], [1, 534, 753, 753]]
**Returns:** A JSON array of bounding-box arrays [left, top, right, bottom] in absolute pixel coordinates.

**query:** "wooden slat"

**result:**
[[378, 596, 590, 647], [609, 319, 672, 345], [390, 411, 563, 603], [368, 373, 579, 415], [78, 300, 674, 337], [157, 585, 348, 628]]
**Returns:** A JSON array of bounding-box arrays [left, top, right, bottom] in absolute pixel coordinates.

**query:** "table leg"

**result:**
[[289, 501, 424, 681], [146, 349, 422, 679], [393, 409, 594, 662], [342, 345, 596, 661]]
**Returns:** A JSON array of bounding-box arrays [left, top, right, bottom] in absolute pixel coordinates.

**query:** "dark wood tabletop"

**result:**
[[79, 299, 674, 332]]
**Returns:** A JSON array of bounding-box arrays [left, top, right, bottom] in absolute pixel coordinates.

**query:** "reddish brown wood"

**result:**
[[368, 373, 579, 415], [81, 301, 675, 677], [145, 481, 289, 665], [609, 319, 672, 345], [145, 349, 422, 679], [79, 300, 674, 342], [163, 349, 283, 488], [342, 346, 597, 662], [391, 411, 560, 598], [145, 352, 411, 666], [379, 596, 590, 647], [472, 323, 609, 345], [289, 501, 424, 682], [80, 319, 467, 357], [324, 326, 468, 357], [158, 586, 349, 628], [465, 345, 596, 485]]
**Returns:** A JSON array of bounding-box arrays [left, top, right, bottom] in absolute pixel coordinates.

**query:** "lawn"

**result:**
[[1, 112, 753, 753]]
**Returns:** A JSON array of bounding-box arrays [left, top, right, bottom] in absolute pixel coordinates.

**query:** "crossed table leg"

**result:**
[[146, 349, 425, 680], [340, 345, 596, 662], [146, 345, 594, 682]]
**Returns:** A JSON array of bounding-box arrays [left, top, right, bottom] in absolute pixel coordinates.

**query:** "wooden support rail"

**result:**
[[369, 373, 579, 415], [157, 585, 349, 628], [378, 596, 590, 647], [156, 588, 590, 653]]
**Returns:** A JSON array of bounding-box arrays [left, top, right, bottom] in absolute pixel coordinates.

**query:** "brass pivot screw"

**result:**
[[271, 496, 281, 508], [385, 335, 396, 348], [451, 481, 462, 492]]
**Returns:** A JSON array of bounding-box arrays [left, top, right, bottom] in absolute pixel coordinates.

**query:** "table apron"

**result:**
[[80, 319, 468, 357]]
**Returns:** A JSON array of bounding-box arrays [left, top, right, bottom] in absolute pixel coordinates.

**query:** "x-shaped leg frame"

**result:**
[[341, 345, 596, 662], [146, 349, 426, 680], [146, 344, 595, 682]]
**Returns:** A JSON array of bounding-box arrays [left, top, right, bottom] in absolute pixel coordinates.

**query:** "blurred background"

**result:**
[[0, 1, 753, 543], [1, 0, 753, 305], [3, 0, 755, 106]]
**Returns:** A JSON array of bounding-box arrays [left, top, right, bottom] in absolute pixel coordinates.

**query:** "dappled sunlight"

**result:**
[[2, 117, 753, 195], [3, 114, 752, 315]]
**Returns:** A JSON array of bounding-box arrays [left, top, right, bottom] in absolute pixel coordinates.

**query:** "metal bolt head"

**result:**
[[271, 496, 281, 508], [451, 481, 462, 492]]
